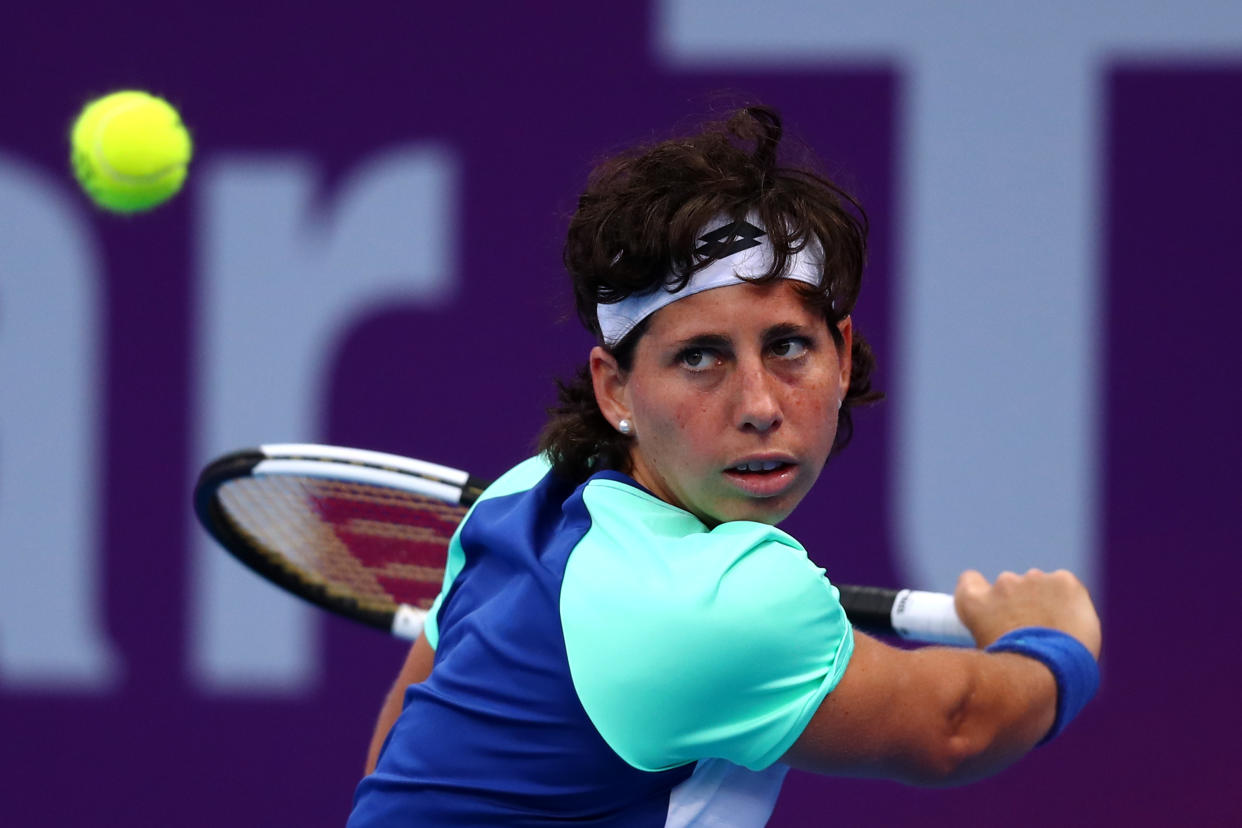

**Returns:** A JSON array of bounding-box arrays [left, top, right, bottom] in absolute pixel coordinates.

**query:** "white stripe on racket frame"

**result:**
[[251, 458, 465, 504], [259, 443, 470, 487]]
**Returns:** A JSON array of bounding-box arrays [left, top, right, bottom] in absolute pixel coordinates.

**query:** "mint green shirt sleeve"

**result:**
[[423, 455, 552, 650], [560, 478, 854, 773]]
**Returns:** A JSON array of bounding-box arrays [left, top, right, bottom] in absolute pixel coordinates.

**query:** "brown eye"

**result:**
[[679, 348, 719, 372], [771, 338, 809, 359]]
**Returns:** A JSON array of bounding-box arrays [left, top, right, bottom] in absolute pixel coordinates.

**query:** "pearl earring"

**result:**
[[617, 418, 634, 436]]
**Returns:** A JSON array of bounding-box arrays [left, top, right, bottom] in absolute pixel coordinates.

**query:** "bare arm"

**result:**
[[364, 634, 435, 774], [783, 568, 1100, 786]]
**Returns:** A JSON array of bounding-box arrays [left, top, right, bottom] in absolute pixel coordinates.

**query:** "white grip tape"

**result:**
[[891, 590, 976, 647], [391, 604, 428, 641]]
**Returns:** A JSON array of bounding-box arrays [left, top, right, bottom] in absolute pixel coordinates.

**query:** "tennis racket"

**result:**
[[193, 444, 975, 646]]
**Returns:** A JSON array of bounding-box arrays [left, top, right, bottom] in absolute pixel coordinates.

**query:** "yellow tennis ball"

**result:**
[[70, 90, 193, 213]]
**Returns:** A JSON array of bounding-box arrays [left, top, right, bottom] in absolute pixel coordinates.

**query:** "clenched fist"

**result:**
[[955, 569, 1101, 657]]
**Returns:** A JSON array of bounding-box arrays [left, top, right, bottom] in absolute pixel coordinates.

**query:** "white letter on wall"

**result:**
[[0, 153, 121, 689]]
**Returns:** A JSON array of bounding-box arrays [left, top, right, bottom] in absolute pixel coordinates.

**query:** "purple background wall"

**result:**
[[2, 3, 1239, 826]]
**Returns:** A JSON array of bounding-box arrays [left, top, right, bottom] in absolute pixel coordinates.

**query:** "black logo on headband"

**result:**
[[695, 220, 765, 259]]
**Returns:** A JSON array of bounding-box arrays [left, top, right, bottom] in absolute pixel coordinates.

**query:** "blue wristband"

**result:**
[[985, 627, 1099, 745]]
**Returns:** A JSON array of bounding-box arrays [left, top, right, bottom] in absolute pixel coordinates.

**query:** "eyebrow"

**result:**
[[669, 322, 814, 350], [670, 333, 733, 350], [762, 322, 810, 343]]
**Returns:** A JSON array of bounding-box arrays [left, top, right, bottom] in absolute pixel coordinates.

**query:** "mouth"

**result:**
[[722, 457, 799, 497]]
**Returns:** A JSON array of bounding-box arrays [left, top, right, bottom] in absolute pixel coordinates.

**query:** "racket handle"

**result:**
[[838, 585, 975, 647]]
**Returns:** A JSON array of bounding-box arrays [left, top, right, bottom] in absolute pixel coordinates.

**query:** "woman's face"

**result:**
[[592, 280, 851, 526]]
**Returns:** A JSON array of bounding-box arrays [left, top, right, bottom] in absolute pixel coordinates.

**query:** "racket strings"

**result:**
[[217, 475, 464, 611]]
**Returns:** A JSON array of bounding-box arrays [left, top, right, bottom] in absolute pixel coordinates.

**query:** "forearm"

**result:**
[[787, 569, 1100, 785], [907, 647, 1057, 786], [365, 679, 410, 774], [785, 635, 1059, 785], [364, 635, 436, 774]]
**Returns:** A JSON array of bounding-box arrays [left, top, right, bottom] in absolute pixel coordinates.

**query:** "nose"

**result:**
[[735, 358, 782, 434]]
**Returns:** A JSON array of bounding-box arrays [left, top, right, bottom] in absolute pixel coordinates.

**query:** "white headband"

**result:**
[[595, 213, 823, 347]]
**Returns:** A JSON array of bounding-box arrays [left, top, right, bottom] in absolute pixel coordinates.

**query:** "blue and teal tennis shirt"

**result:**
[[348, 457, 853, 827]]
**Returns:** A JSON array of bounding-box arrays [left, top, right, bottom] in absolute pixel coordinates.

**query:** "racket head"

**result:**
[[193, 445, 485, 638]]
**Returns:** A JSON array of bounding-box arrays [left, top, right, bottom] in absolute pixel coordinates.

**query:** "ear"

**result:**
[[835, 316, 853, 400], [589, 346, 630, 429]]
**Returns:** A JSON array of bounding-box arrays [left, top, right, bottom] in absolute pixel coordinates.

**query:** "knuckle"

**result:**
[[956, 570, 984, 593], [1051, 570, 1079, 589]]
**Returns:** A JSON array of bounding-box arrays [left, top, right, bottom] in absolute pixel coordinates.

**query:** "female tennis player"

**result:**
[[347, 107, 1101, 827]]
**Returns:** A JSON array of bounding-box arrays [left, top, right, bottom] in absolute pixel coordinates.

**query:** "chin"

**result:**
[[710, 499, 798, 527]]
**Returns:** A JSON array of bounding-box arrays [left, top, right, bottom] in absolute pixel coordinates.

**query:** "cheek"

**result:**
[[789, 383, 841, 449], [635, 392, 718, 468], [658, 403, 712, 461], [671, 397, 712, 433]]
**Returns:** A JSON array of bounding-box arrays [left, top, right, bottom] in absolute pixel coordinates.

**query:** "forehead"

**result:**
[[642, 280, 824, 342]]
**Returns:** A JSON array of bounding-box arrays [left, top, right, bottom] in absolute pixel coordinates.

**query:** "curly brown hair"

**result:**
[[539, 105, 882, 482]]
